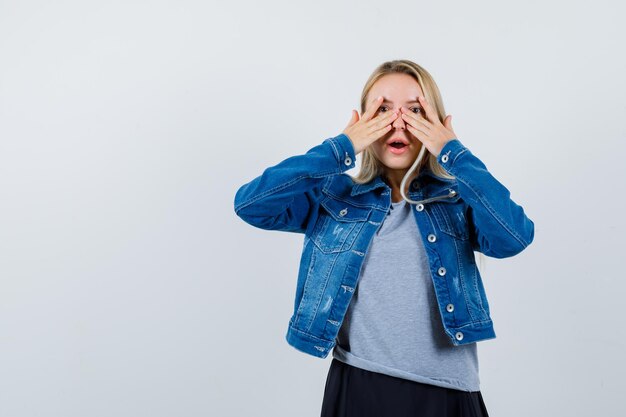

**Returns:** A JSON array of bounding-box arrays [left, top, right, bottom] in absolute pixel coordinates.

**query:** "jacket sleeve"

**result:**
[[437, 138, 535, 258], [233, 133, 357, 234]]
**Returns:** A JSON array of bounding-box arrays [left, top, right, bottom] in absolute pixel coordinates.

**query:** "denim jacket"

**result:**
[[234, 133, 535, 359]]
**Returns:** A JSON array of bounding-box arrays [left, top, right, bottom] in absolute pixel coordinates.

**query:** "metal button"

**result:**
[[339, 208, 348, 217], [438, 267, 446, 276], [415, 204, 424, 212], [344, 152, 352, 166], [446, 303, 454, 312], [441, 154, 449, 163], [427, 234, 437, 243], [455, 332, 464, 341], [411, 180, 420, 190], [449, 189, 456, 195]]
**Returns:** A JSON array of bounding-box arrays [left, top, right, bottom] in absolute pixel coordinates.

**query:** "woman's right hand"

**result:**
[[342, 96, 399, 155]]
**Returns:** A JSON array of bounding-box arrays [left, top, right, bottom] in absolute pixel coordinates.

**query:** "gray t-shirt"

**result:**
[[332, 199, 480, 392]]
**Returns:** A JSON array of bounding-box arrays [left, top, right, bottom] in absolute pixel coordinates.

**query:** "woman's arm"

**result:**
[[437, 138, 535, 258], [234, 133, 356, 234]]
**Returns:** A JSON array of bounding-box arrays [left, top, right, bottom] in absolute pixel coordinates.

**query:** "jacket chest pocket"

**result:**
[[311, 196, 372, 253], [430, 196, 470, 240]]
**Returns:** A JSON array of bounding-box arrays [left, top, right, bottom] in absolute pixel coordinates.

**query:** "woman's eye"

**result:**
[[379, 105, 421, 114]]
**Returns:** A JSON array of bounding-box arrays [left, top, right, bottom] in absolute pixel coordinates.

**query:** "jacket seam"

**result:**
[[327, 137, 341, 161], [234, 173, 334, 212], [471, 261, 488, 316], [447, 156, 529, 249], [454, 236, 478, 323], [289, 323, 334, 344], [452, 318, 493, 328], [295, 249, 318, 324], [452, 148, 468, 164]]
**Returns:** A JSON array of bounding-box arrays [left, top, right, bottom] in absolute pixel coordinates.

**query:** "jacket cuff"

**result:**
[[325, 133, 357, 170], [437, 138, 468, 169]]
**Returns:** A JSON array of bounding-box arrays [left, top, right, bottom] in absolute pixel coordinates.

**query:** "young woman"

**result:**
[[234, 59, 535, 417]]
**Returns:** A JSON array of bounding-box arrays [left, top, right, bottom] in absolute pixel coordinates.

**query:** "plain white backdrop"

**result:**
[[1, 1, 625, 416]]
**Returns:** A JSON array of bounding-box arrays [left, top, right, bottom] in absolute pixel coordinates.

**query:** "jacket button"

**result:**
[[411, 180, 420, 190], [446, 303, 454, 312], [415, 204, 424, 212], [448, 189, 456, 195], [344, 152, 352, 166], [339, 208, 348, 216], [455, 331, 464, 341], [441, 154, 449, 163], [438, 267, 446, 276], [427, 234, 436, 243]]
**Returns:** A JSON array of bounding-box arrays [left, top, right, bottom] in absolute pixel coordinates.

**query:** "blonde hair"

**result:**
[[350, 59, 487, 270]]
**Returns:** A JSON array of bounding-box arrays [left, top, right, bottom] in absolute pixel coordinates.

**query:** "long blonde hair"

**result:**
[[350, 59, 487, 270]]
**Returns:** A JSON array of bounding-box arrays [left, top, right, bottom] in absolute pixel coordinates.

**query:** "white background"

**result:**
[[1, 1, 624, 416]]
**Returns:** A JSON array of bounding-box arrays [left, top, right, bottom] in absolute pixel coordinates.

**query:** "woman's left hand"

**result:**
[[400, 95, 457, 157]]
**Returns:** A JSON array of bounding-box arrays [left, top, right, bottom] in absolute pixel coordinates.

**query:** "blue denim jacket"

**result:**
[[234, 133, 534, 358]]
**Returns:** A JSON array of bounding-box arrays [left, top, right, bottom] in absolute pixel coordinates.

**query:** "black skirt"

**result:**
[[320, 358, 490, 417]]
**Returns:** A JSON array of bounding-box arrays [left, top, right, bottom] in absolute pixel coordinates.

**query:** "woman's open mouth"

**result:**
[[387, 141, 409, 155]]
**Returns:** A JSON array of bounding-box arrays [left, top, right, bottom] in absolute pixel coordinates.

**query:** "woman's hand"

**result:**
[[342, 96, 399, 155], [400, 95, 457, 157]]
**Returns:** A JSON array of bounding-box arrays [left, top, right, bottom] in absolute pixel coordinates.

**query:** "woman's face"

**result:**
[[364, 73, 426, 177]]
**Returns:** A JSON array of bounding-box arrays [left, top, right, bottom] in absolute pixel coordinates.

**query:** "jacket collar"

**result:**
[[350, 167, 450, 197]]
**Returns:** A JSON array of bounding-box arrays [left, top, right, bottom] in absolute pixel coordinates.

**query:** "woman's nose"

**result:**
[[392, 110, 405, 128]]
